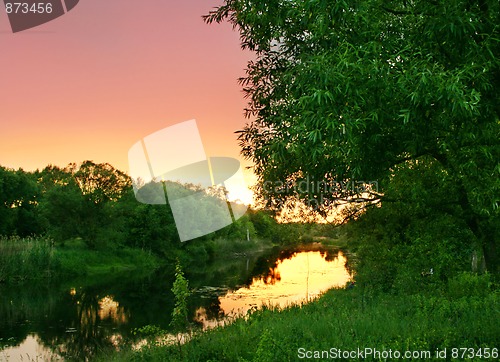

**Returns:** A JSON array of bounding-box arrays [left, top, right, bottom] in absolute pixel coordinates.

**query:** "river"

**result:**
[[0, 244, 351, 360]]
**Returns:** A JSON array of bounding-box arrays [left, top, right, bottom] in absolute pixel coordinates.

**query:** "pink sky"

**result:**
[[0, 0, 254, 186]]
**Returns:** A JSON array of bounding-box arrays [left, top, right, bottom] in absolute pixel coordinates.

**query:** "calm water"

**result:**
[[0, 245, 350, 361]]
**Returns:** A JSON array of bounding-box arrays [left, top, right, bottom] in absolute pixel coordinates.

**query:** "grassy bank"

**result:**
[[100, 273, 499, 361], [0, 236, 160, 283], [54, 238, 160, 277], [0, 236, 57, 283]]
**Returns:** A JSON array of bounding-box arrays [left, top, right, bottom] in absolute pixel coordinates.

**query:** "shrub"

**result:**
[[448, 272, 492, 298]]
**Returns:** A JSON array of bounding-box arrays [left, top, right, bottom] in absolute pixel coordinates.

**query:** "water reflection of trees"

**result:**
[[189, 246, 349, 326], [246, 246, 343, 286], [45, 290, 116, 360], [0, 270, 176, 360], [0, 284, 58, 350], [185, 246, 345, 292], [0, 246, 350, 359]]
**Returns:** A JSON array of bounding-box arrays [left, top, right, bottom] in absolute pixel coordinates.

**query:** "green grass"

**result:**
[[54, 244, 159, 278], [0, 236, 160, 283], [98, 275, 499, 361], [0, 236, 57, 282]]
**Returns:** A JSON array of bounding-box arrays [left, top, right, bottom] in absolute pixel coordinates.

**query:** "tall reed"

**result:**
[[0, 236, 59, 282]]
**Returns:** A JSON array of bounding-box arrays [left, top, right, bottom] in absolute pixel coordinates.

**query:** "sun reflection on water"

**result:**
[[195, 250, 351, 329], [98, 296, 128, 324]]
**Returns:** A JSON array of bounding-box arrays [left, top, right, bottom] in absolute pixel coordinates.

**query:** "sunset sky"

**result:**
[[0, 1, 255, 201]]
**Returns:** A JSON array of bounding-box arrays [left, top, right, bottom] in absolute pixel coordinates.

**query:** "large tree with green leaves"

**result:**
[[37, 161, 132, 248], [0, 166, 40, 236], [205, 0, 500, 271]]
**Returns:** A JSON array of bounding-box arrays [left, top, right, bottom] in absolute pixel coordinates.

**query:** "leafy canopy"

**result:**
[[205, 0, 500, 220]]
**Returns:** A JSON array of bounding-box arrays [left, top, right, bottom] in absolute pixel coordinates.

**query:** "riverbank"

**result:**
[[0, 232, 307, 284], [100, 273, 499, 361], [0, 236, 160, 283]]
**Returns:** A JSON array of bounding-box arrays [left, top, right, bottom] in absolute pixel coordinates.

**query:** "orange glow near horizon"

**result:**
[[0, 1, 254, 183]]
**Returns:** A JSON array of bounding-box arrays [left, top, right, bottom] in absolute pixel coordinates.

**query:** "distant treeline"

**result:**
[[0, 161, 303, 259]]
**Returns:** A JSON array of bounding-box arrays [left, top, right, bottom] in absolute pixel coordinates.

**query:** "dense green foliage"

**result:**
[[205, 0, 500, 274], [0, 166, 40, 236], [0, 161, 308, 282], [0, 236, 159, 283]]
